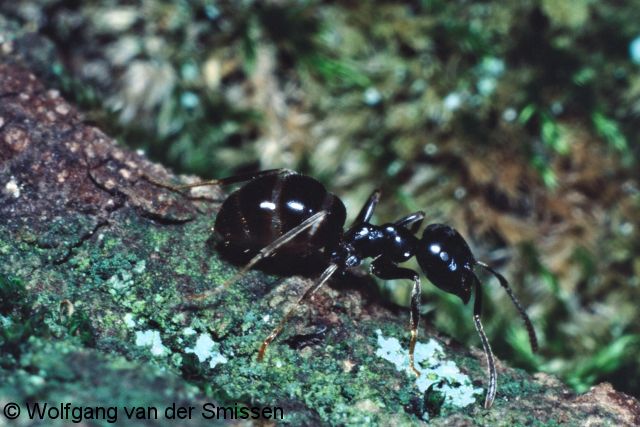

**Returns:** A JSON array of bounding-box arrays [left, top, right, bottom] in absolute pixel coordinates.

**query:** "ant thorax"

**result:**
[[336, 223, 417, 269]]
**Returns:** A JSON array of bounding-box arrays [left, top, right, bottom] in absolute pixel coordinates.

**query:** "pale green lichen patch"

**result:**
[[185, 333, 228, 368], [133, 259, 146, 274], [375, 329, 482, 410], [123, 313, 136, 328], [135, 329, 168, 356]]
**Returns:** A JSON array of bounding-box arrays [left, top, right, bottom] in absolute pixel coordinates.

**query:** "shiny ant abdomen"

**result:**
[[152, 168, 537, 409], [214, 172, 346, 275]]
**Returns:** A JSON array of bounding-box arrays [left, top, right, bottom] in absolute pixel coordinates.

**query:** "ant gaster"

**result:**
[[152, 169, 538, 409]]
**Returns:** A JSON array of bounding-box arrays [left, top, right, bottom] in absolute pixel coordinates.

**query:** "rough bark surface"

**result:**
[[1, 62, 639, 426]]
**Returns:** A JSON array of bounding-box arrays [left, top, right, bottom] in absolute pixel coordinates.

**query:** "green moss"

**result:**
[[0, 178, 624, 425]]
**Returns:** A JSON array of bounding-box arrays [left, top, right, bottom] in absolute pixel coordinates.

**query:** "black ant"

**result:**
[[150, 169, 537, 409]]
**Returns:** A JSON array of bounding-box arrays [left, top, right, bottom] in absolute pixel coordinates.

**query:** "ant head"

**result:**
[[415, 224, 477, 304]]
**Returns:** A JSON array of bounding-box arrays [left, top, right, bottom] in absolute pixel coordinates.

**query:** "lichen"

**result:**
[[375, 329, 482, 413], [185, 333, 228, 368], [3, 175, 20, 198], [135, 329, 168, 357]]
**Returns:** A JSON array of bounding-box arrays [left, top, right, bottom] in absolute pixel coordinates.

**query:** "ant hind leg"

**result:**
[[144, 168, 295, 194], [257, 263, 340, 361], [220, 210, 329, 290], [181, 210, 330, 305]]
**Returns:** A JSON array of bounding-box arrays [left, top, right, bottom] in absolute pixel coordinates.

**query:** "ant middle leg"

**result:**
[[257, 263, 340, 361], [370, 258, 422, 376]]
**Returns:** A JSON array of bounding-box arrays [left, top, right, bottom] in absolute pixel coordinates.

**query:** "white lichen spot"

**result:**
[[123, 313, 136, 328], [135, 330, 167, 356], [375, 329, 482, 411], [4, 177, 20, 198], [119, 168, 132, 180], [343, 359, 356, 373], [57, 170, 68, 183], [107, 270, 133, 291], [262, 314, 271, 322], [133, 260, 146, 274], [29, 375, 45, 387], [209, 353, 228, 369], [104, 179, 116, 190], [185, 333, 228, 369], [100, 8, 138, 32], [183, 327, 196, 336], [1, 40, 13, 54], [55, 103, 70, 115]]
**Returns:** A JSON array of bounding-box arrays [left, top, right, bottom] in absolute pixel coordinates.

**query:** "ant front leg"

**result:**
[[348, 189, 381, 231], [371, 258, 422, 376], [393, 211, 425, 233]]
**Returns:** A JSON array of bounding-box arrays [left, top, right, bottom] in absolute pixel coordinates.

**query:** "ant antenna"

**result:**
[[472, 276, 497, 409], [476, 261, 538, 352]]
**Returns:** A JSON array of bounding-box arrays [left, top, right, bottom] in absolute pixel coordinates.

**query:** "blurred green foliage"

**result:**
[[2, 0, 640, 398]]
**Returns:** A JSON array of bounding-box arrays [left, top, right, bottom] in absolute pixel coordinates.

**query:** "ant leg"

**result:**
[[370, 258, 422, 376], [144, 168, 295, 193], [185, 210, 329, 303], [471, 274, 497, 409], [476, 261, 538, 352], [257, 263, 339, 361], [219, 210, 329, 290], [393, 211, 425, 233], [350, 189, 381, 227]]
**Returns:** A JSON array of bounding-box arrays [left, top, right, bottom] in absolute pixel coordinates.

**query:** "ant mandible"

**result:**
[[152, 168, 538, 409]]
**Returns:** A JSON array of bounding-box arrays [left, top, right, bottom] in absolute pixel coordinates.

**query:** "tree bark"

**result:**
[[1, 62, 639, 426]]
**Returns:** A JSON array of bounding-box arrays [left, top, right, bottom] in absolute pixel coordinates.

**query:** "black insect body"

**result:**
[[214, 172, 346, 275], [157, 169, 537, 409]]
